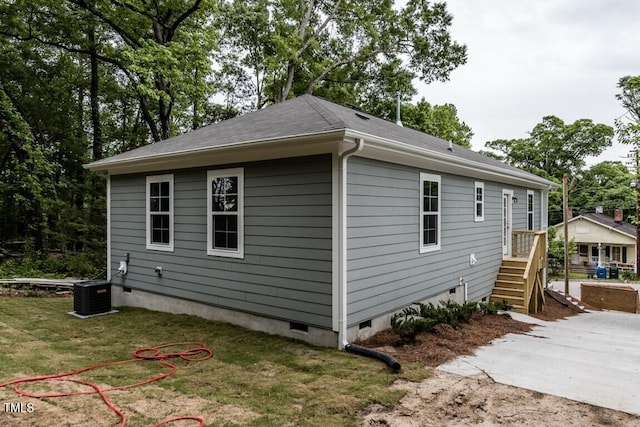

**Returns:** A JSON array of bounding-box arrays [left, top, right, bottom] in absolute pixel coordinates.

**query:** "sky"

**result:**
[[420, 0, 640, 167]]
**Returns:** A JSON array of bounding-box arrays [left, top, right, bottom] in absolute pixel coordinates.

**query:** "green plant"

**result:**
[[392, 300, 512, 343], [391, 306, 438, 343], [622, 270, 637, 282]]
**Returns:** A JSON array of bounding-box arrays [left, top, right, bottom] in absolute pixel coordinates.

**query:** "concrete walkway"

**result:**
[[438, 309, 640, 416]]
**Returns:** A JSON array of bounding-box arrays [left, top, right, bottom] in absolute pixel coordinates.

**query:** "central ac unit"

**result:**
[[73, 280, 111, 316]]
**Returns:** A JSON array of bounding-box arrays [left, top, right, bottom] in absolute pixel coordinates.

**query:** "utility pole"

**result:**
[[563, 175, 570, 296]]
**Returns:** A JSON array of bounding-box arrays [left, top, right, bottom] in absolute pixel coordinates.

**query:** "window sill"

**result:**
[[207, 249, 244, 259], [146, 244, 174, 252], [420, 245, 441, 254]]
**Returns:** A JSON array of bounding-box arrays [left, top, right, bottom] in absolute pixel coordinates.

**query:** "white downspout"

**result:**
[[338, 138, 364, 349]]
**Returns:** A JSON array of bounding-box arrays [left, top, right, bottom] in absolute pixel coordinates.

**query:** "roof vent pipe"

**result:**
[[395, 91, 403, 127], [448, 140, 454, 152]]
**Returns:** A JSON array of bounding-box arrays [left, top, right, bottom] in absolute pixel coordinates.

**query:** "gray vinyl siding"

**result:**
[[346, 157, 540, 326], [109, 154, 333, 328]]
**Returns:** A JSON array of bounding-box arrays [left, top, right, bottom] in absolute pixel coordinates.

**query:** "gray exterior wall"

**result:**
[[346, 156, 542, 326], [109, 154, 333, 328]]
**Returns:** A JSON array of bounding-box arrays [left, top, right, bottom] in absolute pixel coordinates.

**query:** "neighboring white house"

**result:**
[[553, 212, 636, 272]]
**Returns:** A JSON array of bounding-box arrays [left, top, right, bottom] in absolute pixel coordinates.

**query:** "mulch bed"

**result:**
[[358, 291, 585, 367]]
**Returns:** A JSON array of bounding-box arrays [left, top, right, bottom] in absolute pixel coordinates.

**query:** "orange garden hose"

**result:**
[[0, 342, 213, 426]]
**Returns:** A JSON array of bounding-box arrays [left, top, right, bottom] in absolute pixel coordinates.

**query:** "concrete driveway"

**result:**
[[438, 309, 640, 416]]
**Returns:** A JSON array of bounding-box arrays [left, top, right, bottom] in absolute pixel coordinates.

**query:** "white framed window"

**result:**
[[527, 190, 534, 230], [474, 181, 484, 222], [146, 174, 174, 252], [420, 173, 441, 253], [207, 168, 244, 258]]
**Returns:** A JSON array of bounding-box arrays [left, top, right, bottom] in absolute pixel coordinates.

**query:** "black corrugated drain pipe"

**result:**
[[345, 343, 401, 372]]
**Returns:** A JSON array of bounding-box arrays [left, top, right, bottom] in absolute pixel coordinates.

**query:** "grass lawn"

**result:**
[[0, 295, 425, 426]]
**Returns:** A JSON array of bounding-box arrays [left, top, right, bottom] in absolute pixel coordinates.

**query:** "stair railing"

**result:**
[[513, 230, 547, 313]]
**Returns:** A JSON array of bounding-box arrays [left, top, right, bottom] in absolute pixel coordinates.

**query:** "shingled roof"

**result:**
[[85, 95, 555, 188], [575, 213, 637, 238]]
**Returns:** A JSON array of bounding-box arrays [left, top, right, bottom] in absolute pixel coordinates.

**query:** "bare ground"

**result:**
[[358, 292, 640, 426]]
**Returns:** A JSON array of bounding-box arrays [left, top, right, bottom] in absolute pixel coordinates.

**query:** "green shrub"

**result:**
[[0, 250, 104, 279], [622, 270, 637, 282], [391, 299, 512, 343]]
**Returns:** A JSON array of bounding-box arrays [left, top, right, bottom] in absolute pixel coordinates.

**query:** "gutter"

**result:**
[[344, 129, 559, 191]]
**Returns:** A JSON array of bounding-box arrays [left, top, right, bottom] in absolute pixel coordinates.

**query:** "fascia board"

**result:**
[[344, 130, 558, 190], [84, 130, 346, 175]]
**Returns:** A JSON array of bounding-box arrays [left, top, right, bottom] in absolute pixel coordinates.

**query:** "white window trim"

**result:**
[[420, 172, 441, 253], [146, 174, 174, 252], [474, 181, 485, 222], [527, 190, 535, 231], [207, 168, 244, 259]]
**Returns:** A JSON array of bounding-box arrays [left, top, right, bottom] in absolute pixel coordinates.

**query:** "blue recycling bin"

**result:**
[[596, 266, 606, 279]]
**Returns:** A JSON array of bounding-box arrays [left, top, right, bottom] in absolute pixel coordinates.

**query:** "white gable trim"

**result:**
[[557, 215, 636, 240]]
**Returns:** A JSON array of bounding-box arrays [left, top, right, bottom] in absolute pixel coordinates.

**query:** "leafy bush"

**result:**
[[622, 270, 637, 282], [0, 250, 104, 279], [391, 299, 512, 343]]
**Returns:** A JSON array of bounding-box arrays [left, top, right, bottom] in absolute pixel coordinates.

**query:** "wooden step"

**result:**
[[492, 286, 524, 298], [502, 258, 528, 268], [499, 266, 526, 276], [497, 272, 524, 282], [490, 293, 525, 310], [494, 278, 524, 289]]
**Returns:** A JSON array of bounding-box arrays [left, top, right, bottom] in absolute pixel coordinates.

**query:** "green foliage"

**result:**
[[364, 98, 473, 148], [622, 270, 637, 282], [0, 250, 104, 279], [615, 75, 640, 147], [547, 227, 577, 264], [571, 161, 635, 218], [485, 115, 613, 180], [220, 0, 467, 106], [391, 300, 511, 343], [485, 116, 614, 225]]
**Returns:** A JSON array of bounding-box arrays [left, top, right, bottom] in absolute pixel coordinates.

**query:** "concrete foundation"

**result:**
[[111, 286, 339, 347], [112, 283, 473, 348]]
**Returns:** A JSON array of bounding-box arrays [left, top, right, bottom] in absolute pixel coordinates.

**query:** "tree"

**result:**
[[547, 227, 576, 275], [615, 75, 640, 147], [0, 0, 218, 142], [485, 116, 614, 225], [365, 97, 473, 148], [571, 161, 635, 219], [485, 116, 614, 181], [219, 0, 467, 108]]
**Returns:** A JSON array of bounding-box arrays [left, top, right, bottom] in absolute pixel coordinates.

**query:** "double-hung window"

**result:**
[[420, 173, 441, 253], [527, 190, 534, 230], [146, 174, 174, 251], [207, 168, 244, 258], [474, 181, 484, 222]]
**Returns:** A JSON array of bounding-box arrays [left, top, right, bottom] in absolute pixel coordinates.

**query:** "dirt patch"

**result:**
[[359, 294, 640, 426], [362, 370, 640, 426]]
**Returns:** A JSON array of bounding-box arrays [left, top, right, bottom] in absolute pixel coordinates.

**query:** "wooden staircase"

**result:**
[[490, 231, 547, 314], [491, 258, 528, 313]]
